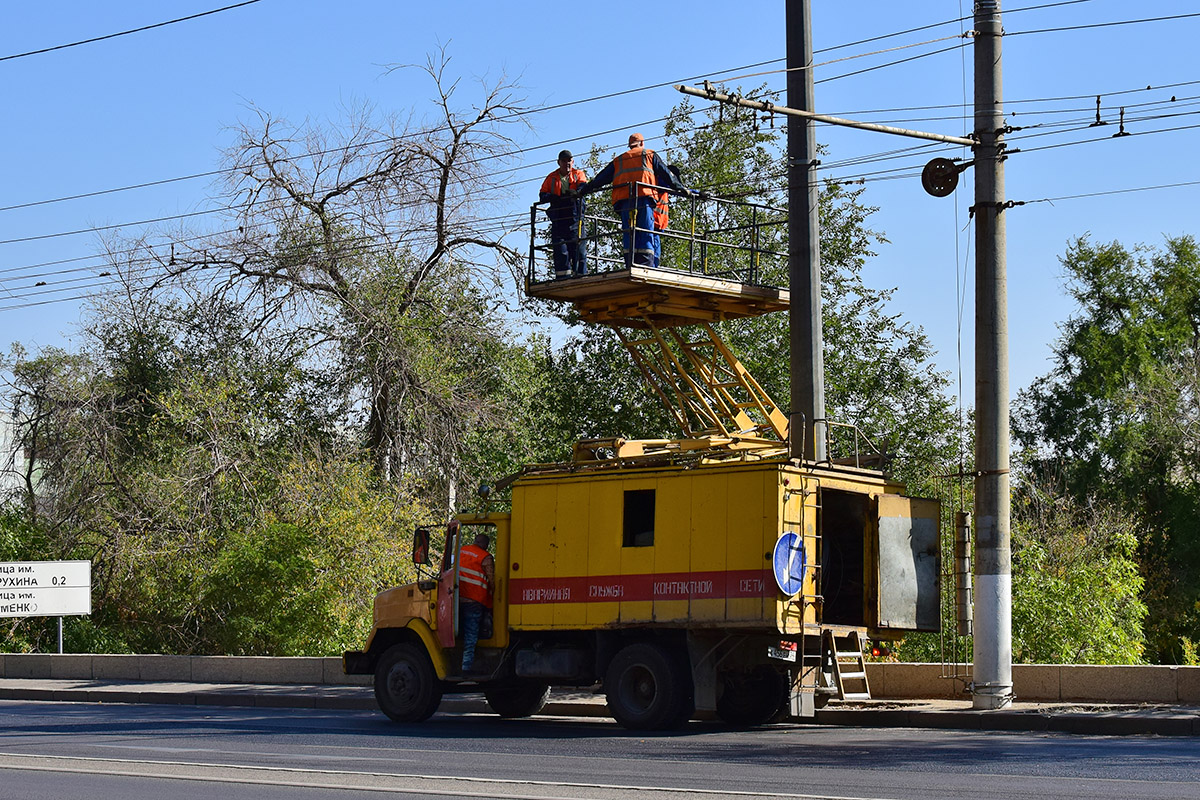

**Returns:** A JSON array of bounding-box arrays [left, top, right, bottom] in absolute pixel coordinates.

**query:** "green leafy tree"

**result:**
[[0, 276, 432, 655], [0, 51, 554, 654], [1016, 234, 1200, 661], [1009, 477, 1146, 664], [135, 50, 528, 506]]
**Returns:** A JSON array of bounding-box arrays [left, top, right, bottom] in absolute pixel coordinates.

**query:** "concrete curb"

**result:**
[[813, 705, 1200, 736], [868, 662, 1200, 704], [0, 654, 372, 686]]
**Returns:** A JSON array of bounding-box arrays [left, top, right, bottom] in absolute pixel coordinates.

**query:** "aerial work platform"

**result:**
[[526, 184, 789, 328], [526, 265, 789, 328]]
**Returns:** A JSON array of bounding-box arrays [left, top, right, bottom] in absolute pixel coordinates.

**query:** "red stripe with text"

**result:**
[[509, 569, 776, 605]]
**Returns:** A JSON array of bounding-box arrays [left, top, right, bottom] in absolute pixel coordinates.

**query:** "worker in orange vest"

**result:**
[[579, 133, 689, 268], [538, 150, 589, 279], [458, 531, 495, 675], [651, 164, 684, 268]]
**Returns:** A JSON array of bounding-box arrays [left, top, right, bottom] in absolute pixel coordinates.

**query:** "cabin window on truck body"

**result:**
[[623, 489, 655, 547]]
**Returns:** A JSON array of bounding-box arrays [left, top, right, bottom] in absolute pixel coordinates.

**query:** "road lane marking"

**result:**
[[0, 751, 899, 800], [92, 743, 422, 764]]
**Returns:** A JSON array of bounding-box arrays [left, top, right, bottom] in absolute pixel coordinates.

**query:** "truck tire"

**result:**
[[716, 666, 789, 727], [605, 642, 690, 730], [374, 642, 443, 723], [484, 683, 551, 718]]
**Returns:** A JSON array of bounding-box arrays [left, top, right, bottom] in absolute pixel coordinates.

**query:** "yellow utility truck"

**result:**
[[343, 191, 941, 729], [344, 455, 938, 729]]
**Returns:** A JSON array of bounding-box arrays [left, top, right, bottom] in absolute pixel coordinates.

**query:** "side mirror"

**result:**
[[412, 527, 430, 566]]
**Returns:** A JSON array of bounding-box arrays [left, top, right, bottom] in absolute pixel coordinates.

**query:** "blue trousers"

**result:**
[[615, 197, 656, 267], [460, 599, 492, 672], [550, 219, 587, 278]]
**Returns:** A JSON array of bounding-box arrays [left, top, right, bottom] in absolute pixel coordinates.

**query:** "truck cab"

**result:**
[[343, 513, 555, 722]]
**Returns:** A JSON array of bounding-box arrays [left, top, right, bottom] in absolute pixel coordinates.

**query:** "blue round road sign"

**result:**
[[772, 532, 807, 596]]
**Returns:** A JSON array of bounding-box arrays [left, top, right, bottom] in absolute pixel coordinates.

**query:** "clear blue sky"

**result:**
[[2, 1, 1197, 403]]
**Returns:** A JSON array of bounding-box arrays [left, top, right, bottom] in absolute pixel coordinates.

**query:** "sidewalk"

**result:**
[[0, 677, 1196, 736]]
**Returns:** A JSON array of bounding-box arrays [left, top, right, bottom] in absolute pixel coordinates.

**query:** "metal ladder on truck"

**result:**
[[781, 479, 829, 711]]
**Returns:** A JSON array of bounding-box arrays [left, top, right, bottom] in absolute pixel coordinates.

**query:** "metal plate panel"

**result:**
[[876, 496, 940, 632]]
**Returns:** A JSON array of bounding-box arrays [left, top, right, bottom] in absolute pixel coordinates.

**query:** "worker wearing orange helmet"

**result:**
[[579, 133, 690, 268]]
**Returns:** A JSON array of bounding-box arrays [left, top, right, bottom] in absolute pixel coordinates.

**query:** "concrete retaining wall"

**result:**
[[0, 655, 1195, 702], [866, 663, 1200, 703], [0, 654, 371, 686]]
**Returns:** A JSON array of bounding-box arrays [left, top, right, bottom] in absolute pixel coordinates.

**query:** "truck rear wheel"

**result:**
[[484, 683, 551, 718], [716, 666, 789, 727], [375, 642, 442, 723], [605, 642, 690, 730]]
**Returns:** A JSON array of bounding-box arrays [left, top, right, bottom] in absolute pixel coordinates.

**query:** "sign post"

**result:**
[[0, 561, 92, 653]]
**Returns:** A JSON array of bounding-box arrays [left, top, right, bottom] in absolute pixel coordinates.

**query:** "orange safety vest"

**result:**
[[539, 167, 588, 197], [611, 147, 658, 203], [653, 189, 669, 230], [459, 544, 492, 607]]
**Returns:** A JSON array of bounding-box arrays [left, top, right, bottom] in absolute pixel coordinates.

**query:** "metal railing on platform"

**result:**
[[527, 183, 786, 287]]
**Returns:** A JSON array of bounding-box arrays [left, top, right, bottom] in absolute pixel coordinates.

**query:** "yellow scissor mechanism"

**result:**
[[616, 319, 787, 446]]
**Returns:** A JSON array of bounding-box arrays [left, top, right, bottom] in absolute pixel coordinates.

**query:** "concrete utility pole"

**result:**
[[971, 0, 1013, 710], [786, 0, 826, 463]]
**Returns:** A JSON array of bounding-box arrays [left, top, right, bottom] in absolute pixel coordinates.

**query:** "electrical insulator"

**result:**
[[955, 511, 973, 636]]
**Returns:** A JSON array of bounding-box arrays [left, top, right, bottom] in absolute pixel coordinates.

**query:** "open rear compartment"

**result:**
[[818, 488, 870, 628]]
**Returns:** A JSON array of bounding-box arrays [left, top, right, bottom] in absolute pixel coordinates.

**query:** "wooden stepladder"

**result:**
[[822, 629, 871, 701]]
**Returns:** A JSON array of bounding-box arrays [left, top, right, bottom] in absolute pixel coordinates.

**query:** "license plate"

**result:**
[[768, 644, 797, 662]]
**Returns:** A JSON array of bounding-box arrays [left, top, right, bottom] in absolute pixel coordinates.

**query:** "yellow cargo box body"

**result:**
[[505, 459, 933, 635]]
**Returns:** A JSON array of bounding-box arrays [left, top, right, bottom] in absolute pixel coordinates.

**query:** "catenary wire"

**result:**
[[1007, 11, 1200, 36], [0, 1, 264, 63], [0, 87, 1187, 272], [4, 93, 1191, 284], [9, 159, 1200, 314], [1, 20, 1181, 219], [8, 3, 1080, 218], [1027, 179, 1200, 203]]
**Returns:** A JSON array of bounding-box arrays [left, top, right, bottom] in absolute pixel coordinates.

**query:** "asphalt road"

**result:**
[[0, 700, 1197, 800]]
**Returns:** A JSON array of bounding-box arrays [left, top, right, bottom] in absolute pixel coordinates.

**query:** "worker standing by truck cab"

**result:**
[[458, 530, 494, 675]]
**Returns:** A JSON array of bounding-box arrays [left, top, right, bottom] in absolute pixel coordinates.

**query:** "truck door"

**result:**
[[872, 495, 941, 632], [435, 522, 460, 649]]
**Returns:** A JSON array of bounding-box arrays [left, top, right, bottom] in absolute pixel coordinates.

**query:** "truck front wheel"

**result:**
[[375, 642, 443, 723], [605, 642, 690, 730], [484, 683, 551, 718]]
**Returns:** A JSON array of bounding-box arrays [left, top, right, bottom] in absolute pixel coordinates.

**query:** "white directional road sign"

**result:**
[[0, 560, 91, 617]]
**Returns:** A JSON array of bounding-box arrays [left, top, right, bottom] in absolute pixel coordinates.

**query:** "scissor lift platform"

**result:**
[[526, 265, 789, 328]]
